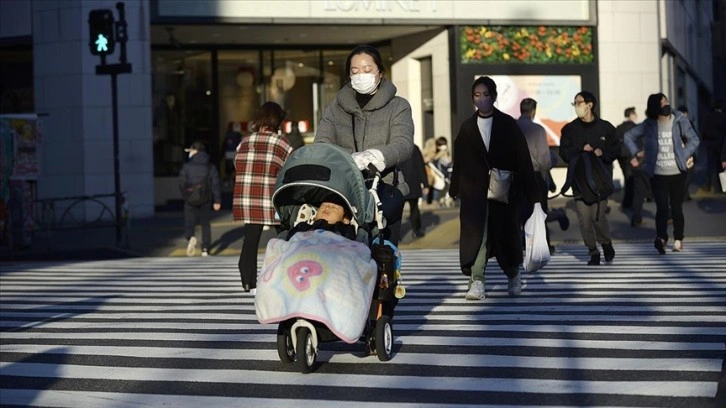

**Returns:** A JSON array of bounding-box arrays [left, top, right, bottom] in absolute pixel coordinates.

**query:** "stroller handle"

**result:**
[[364, 164, 386, 232]]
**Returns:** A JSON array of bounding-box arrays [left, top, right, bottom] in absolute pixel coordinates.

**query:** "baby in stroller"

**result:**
[[255, 143, 403, 373], [286, 193, 356, 241]]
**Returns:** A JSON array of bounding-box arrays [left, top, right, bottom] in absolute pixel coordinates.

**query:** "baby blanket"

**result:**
[[255, 229, 377, 343]]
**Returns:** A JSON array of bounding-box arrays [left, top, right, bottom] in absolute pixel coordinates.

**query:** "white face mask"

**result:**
[[351, 73, 379, 95]]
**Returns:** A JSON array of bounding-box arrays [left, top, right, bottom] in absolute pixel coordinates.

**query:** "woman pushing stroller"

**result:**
[[315, 44, 414, 244]]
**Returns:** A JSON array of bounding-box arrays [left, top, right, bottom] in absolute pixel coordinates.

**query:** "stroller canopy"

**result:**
[[272, 143, 374, 228]]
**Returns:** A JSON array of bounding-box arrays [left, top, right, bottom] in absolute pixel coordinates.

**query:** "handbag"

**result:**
[[487, 168, 512, 203], [427, 162, 446, 191], [523, 202, 550, 272], [372, 173, 405, 224]]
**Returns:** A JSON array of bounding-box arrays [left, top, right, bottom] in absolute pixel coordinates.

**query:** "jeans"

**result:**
[[651, 173, 686, 241], [471, 199, 518, 283], [184, 202, 212, 249]]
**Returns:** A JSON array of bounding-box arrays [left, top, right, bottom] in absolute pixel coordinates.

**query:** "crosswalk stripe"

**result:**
[[1, 240, 724, 407]]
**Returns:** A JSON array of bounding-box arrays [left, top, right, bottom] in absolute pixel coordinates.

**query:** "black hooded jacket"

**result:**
[[178, 151, 222, 204]]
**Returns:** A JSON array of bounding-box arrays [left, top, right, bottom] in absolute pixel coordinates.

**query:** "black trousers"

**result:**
[[405, 198, 422, 234], [651, 173, 686, 241], [618, 157, 634, 208], [238, 224, 263, 289], [184, 202, 212, 249], [630, 170, 651, 223]]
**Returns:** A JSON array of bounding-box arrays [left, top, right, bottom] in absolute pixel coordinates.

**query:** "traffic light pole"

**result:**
[[111, 72, 122, 246], [90, 2, 132, 247]]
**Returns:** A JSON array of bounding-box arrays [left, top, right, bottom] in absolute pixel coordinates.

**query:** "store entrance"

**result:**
[[151, 46, 392, 207]]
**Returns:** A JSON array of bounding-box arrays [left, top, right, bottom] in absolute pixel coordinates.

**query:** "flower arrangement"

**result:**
[[461, 25, 593, 64]]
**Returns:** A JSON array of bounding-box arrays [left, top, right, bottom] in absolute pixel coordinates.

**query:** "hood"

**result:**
[[335, 78, 398, 117], [189, 151, 210, 164]]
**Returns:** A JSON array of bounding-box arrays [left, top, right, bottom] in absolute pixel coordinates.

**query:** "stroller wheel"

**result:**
[[375, 316, 393, 361], [276, 325, 294, 363], [295, 327, 317, 373]]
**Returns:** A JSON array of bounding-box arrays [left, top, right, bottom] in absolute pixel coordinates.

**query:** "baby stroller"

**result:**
[[255, 143, 404, 373]]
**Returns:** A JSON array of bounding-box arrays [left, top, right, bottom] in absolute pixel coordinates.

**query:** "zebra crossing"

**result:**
[[1, 241, 724, 407]]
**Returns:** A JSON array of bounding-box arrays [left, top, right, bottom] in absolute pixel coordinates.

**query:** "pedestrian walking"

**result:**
[[676, 106, 697, 201], [615, 107, 638, 209], [233, 102, 293, 294], [449, 76, 541, 300], [179, 141, 222, 257], [559, 91, 619, 265], [398, 144, 428, 238], [314, 44, 414, 246], [516, 98, 555, 252], [700, 99, 726, 193], [624, 93, 699, 253], [285, 121, 305, 150]]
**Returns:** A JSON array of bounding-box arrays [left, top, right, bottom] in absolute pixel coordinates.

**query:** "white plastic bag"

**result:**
[[524, 202, 550, 272], [720, 170, 726, 193]]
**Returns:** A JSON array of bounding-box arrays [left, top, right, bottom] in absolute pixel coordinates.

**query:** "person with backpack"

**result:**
[[559, 91, 620, 266], [624, 93, 699, 254], [179, 141, 222, 257]]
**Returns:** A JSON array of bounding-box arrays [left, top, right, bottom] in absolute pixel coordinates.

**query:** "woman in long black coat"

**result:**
[[449, 76, 540, 300]]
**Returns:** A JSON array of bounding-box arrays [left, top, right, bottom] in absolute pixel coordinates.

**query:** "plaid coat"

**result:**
[[232, 130, 293, 225]]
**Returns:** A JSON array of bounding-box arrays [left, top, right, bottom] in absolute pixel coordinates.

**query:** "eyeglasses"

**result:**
[[572, 100, 586, 107]]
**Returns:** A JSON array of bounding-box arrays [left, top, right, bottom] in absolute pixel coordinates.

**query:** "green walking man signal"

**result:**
[[88, 9, 116, 56]]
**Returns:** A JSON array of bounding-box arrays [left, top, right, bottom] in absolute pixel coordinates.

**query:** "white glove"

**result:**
[[351, 151, 369, 171], [351, 149, 386, 172]]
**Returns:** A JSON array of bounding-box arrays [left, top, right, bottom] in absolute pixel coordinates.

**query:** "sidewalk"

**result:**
[[2, 191, 725, 261]]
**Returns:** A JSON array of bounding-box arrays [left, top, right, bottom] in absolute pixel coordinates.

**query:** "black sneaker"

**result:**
[[587, 252, 600, 266], [558, 210, 570, 231], [603, 243, 615, 263], [654, 238, 666, 255]]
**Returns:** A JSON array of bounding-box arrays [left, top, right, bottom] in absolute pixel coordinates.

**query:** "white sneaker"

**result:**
[[465, 280, 485, 300], [249, 288, 257, 295], [186, 237, 197, 257], [201, 249, 209, 257], [508, 273, 522, 297], [673, 240, 683, 252]]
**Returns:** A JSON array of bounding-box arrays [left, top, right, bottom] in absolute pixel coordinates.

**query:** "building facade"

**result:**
[[0, 0, 719, 219]]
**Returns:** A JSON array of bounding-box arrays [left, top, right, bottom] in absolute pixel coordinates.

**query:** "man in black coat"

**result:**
[[615, 107, 638, 208], [449, 76, 540, 300], [559, 91, 620, 266], [399, 144, 428, 238]]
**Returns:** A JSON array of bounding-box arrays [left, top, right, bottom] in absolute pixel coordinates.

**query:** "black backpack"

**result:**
[[560, 151, 614, 207], [184, 164, 212, 206]]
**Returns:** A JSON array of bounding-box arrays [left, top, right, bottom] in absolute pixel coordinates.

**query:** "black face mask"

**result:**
[[660, 105, 672, 116]]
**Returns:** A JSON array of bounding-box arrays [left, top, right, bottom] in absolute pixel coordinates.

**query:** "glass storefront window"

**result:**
[[152, 50, 213, 176], [150, 46, 391, 179]]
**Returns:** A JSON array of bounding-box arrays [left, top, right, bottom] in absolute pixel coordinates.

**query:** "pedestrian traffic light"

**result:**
[[88, 9, 116, 56]]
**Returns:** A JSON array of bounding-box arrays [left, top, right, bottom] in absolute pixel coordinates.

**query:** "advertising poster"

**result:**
[[479, 75, 581, 146], [0, 114, 42, 247]]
